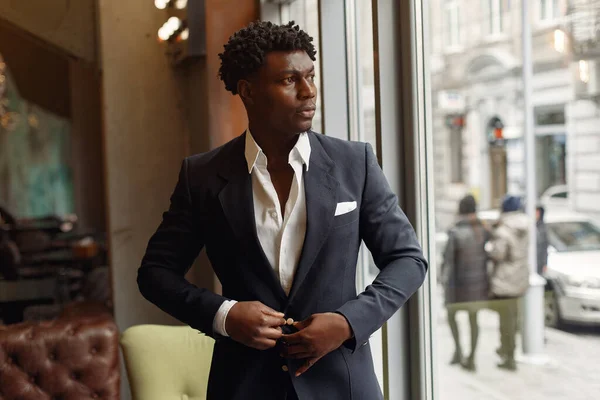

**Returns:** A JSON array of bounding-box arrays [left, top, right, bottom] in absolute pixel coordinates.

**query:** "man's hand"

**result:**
[[225, 301, 286, 350], [280, 313, 353, 376]]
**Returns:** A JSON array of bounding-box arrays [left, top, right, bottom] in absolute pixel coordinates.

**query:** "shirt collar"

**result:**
[[244, 129, 311, 174]]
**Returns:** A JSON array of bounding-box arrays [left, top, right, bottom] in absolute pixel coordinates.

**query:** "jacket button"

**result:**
[[281, 365, 289, 372]]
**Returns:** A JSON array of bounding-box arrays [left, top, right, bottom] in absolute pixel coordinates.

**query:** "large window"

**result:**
[[444, 1, 461, 48], [427, 0, 600, 399], [264, 0, 600, 398], [540, 0, 561, 21], [483, 0, 504, 36]]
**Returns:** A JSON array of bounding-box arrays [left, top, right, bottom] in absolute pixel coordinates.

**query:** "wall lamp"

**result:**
[[155, 0, 205, 65]]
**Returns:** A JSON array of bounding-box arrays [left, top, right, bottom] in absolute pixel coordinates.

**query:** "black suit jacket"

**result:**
[[138, 131, 427, 400]]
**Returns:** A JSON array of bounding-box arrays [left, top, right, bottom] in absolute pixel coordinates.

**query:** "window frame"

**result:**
[[376, 0, 436, 399]]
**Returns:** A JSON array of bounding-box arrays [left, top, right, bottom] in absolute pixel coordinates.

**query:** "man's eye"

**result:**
[[283, 77, 295, 84], [308, 75, 315, 82]]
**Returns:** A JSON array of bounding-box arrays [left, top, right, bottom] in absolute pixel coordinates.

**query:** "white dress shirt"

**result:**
[[212, 130, 311, 336]]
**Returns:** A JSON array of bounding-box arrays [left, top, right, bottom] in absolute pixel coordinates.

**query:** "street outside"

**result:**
[[435, 302, 600, 400], [427, 0, 600, 395]]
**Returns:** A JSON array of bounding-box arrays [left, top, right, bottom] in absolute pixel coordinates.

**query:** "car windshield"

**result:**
[[546, 221, 600, 252], [551, 191, 567, 199]]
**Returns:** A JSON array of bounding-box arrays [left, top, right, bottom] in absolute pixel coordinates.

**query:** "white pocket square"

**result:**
[[334, 201, 357, 216]]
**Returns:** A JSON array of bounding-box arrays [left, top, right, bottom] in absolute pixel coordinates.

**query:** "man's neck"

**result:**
[[249, 125, 301, 168]]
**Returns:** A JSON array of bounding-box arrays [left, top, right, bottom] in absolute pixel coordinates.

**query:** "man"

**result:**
[[138, 21, 427, 400], [488, 195, 530, 371]]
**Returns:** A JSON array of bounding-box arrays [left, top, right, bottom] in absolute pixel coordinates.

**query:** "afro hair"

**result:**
[[218, 20, 317, 94]]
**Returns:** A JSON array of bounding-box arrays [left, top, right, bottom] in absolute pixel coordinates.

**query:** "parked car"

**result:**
[[543, 212, 600, 327], [540, 184, 569, 211]]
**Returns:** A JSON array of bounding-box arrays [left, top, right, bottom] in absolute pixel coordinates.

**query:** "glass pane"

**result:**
[[541, 0, 549, 20], [427, 0, 600, 398], [497, 0, 503, 33], [290, 0, 384, 390], [288, 0, 323, 134], [540, 0, 562, 21], [352, 0, 384, 389], [445, 4, 460, 48]]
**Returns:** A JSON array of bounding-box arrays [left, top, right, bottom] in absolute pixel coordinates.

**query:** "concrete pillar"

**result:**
[[97, 1, 256, 397], [98, 0, 189, 332], [97, 2, 257, 395]]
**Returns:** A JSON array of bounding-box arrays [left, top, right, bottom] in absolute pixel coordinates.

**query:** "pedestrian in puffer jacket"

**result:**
[[487, 195, 530, 371], [442, 194, 490, 372]]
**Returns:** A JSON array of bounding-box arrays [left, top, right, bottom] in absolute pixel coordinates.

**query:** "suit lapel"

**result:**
[[218, 134, 287, 302], [288, 133, 339, 302]]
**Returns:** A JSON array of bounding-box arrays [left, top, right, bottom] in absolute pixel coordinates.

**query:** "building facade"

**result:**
[[429, 0, 600, 230]]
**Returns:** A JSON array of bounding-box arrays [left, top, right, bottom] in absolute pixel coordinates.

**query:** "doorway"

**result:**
[[489, 145, 507, 209]]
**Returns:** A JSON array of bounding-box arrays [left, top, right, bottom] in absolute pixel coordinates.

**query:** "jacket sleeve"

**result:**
[[336, 143, 428, 352], [137, 158, 227, 337], [487, 228, 509, 264], [441, 229, 456, 286]]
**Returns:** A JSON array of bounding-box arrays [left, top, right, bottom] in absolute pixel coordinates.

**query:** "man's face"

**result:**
[[243, 50, 317, 135]]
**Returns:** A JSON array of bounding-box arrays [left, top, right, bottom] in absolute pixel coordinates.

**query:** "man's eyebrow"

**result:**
[[279, 66, 315, 75]]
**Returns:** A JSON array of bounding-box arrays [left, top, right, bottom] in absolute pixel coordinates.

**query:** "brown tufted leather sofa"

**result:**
[[0, 302, 120, 400]]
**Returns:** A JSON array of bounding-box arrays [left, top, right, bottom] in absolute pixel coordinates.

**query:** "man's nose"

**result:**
[[298, 78, 316, 99]]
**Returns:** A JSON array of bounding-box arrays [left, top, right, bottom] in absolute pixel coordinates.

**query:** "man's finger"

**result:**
[[262, 314, 287, 327], [293, 318, 311, 330], [261, 306, 285, 318], [261, 327, 284, 340], [295, 357, 320, 377], [254, 338, 278, 350]]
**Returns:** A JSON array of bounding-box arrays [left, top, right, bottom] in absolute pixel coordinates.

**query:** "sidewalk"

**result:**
[[436, 307, 600, 400]]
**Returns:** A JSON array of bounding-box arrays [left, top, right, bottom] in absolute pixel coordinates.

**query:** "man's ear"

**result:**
[[238, 80, 254, 106]]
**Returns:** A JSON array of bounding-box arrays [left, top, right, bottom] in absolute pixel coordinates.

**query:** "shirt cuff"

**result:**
[[213, 300, 238, 337]]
